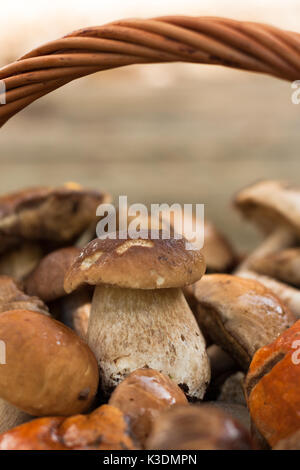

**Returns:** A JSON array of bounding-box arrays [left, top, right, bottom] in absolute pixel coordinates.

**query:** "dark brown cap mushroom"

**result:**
[[24, 247, 80, 302], [0, 309, 99, 419], [64, 231, 210, 399], [0, 275, 49, 315], [0, 405, 137, 450], [191, 274, 295, 369], [109, 368, 187, 447], [145, 404, 253, 450], [0, 183, 110, 253]]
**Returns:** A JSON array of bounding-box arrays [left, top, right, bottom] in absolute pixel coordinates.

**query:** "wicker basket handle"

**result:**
[[1, 16, 300, 127]]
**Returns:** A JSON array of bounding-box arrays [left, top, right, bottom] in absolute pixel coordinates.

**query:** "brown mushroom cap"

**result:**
[[0, 184, 110, 253], [0, 405, 136, 450], [145, 404, 252, 450], [24, 247, 80, 302], [0, 275, 49, 315], [109, 368, 187, 447], [192, 274, 295, 369], [234, 180, 300, 235], [0, 309, 99, 416], [250, 247, 300, 287], [64, 231, 206, 292]]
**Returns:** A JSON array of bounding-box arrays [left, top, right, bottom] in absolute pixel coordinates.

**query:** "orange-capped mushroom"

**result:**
[[245, 319, 300, 447], [0, 405, 136, 450]]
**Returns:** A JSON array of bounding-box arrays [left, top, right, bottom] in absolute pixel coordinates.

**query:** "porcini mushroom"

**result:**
[[109, 368, 187, 447], [191, 274, 294, 369], [245, 319, 300, 448], [64, 231, 210, 399], [234, 181, 300, 271], [0, 405, 136, 450], [0, 183, 110, 253], [145, 404, 252, 450], [23, 246, 92, 335], [24, 247, 80, 302], [238, 269, 300, 319], [0, 309, 99, 432]]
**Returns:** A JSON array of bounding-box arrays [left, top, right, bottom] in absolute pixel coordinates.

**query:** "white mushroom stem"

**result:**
[[87, 286, 210, 399], [237, 270, 300, 319], [235, 227, 296, 274], [0, 399, 31, 433]]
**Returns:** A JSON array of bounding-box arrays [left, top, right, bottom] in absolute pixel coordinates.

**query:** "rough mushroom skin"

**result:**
[[0, 243, 43, 281], [245, 320, 300, 448], [0, 184, 110, 253], [145, 404, 253, 450], [24, 246, 80, 302], [88, 285, 210, 398], [64, 232, 209, 398], [0, 275, 49, 315], [192, 274, 295, 370], [0, 405, 136, 450], [0, 309, 99, 416], [109, 368, 187, 447]]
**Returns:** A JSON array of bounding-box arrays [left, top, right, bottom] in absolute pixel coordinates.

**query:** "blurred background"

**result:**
[[1, 0, 300, 252]]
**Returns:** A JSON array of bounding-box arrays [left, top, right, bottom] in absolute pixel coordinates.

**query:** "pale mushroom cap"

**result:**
[[193, 274, 295, 369], [0, 184, 110, 253], [234, 180, 300, 235], [0, 309, 99, 416], [64, 231, 206, 292], [250, 247, 300, 287], [25, 246, 80, 302]]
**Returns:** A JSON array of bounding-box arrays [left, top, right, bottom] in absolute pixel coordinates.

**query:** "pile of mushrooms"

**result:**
[[0, 180, 299, 450]]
